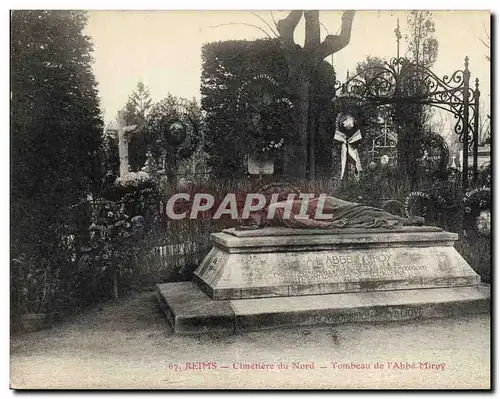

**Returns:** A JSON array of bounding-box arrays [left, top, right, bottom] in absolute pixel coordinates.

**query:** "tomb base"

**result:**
[[156, 227, 490, 334]]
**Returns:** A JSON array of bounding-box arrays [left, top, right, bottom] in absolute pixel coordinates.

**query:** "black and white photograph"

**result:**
[[8, 6, 492, 390]]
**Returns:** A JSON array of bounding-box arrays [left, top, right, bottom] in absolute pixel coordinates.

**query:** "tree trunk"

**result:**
[[284, 65, 310, 180], [307, 74, 319, 179], [278, 10, 356, 180]]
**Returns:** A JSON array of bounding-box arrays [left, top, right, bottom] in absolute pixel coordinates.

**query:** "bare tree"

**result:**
[[479, 23, 490, 62], [275, 10, 356, 179], [405, 11, 438, 68]]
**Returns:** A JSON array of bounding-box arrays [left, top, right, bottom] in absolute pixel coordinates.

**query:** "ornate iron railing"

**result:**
[[334, 56, 481, 187]]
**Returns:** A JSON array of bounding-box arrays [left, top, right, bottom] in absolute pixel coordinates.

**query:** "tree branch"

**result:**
[[313, 11, 356, 61], [249, 11, 279, 38], [479, 37, 490, 50], [270, 11, 277, 28], [276, 10, 303, 49], [319, 21, 330, 34], [304, 10, 321, 50], [483, 22, 490, 41]]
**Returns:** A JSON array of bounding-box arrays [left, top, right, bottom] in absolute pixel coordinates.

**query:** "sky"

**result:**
[[84, 10, 491, 127]]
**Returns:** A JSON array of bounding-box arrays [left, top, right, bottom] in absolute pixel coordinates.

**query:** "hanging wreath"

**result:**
[[334, 112, 363, 180], [165, 120, 187, 146], [147, 98, 200, 162], [331, 95, 371, 180], [462, 187, 491, 241], [237, 74, 293, 158]]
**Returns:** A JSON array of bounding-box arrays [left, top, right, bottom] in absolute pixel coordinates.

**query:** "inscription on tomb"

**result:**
[[196, 249, 228, 281], [273, 265, 427, 282], [273, 251, 427, 282], [313, 307, 424, 324], [288, 253, 394, 267]]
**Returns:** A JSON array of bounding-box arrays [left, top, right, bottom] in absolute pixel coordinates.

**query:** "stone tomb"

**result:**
[[156, 226, 490, 334]]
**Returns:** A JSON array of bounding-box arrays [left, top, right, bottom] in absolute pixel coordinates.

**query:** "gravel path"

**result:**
[[10, 291, 490, 389]]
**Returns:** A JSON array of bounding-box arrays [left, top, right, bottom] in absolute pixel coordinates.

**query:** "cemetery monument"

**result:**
[[156, 190, 490, 334]]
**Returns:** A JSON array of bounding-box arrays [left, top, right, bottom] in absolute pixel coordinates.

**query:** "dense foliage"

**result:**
[[201, 38, 336, 178], [11, 11, 104, 315]]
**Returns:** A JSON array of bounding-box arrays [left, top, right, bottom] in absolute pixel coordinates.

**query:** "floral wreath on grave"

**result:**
[[462, 186, 491, 240], [332, 95, 367, 180], [404, 191, 433, 218], [236, 73, 293, 157], [147, 98, 200, 161], [404, 182, 462, 220]]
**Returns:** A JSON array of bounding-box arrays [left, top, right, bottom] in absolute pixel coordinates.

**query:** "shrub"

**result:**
[[12, 254, 61, 315]]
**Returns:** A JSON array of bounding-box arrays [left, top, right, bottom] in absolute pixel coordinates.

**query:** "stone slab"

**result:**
[[225, 226, 444, 237], [231, 284, 490, 331], [156, 282, 490, 335], [211, 230, 458, 254], [155, 282, 234, 334], [194, 243, 479, 300]]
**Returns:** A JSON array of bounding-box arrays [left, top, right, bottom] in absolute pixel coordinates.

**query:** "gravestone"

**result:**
[[247, 154, 274, 175], [156, 226, 489, 334]]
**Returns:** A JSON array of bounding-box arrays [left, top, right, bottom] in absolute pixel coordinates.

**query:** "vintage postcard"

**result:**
[[10, 8, 491, 389]]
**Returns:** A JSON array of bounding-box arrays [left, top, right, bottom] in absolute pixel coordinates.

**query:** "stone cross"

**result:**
[[116, 110, 139, 177], [450, 155, 457, 169]]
